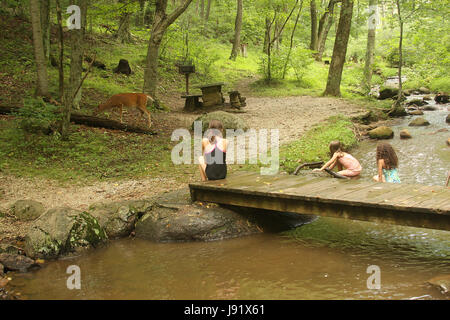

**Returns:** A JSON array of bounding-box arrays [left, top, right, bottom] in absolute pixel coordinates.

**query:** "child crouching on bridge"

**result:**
[[313, 140, 362, 178], [198, 120, 228, 182]]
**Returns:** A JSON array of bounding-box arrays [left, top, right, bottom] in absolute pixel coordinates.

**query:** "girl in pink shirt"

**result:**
[[313, 140, 362, 177]]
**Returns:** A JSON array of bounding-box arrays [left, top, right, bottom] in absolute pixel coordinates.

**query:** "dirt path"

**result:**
[[0, 89, 366, 240]]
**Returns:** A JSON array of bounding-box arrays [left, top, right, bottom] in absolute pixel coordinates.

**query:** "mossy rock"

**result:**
[[25, 207, 107, 259], [409, 117, 430, 127], [192, 111, 249, 133], [378, 87, 399, 100], [88, 199, 154, 239], [368, 126, 394, 139], [10, 200, 45, 221]]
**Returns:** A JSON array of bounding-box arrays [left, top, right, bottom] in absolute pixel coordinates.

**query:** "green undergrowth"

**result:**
[[279, 115, 358, 174], [0, 119, 192, 184]]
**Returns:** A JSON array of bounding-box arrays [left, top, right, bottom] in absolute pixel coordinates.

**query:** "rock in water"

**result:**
[[399, 129, 412, 139], [408, 110, 424, 116], [193, 111, 249, 132], [367, 126, 394, 139], [406, 99, 428, 107], [0, 253, 37, 273], [113, 59, 132, 75], [418, 87, 431, 94], [10, 200, 45, 221], [378, 87, 398, 100], [135, 189, 262, 242], [446, 114, 450, 124], [409, 117, 430, 126], [435, 93, 449, 104], [88, 199, 154, 238], [423, 105, 437, 111], [25, 207, 107, 259]]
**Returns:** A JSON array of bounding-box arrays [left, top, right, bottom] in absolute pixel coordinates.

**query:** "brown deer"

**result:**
[[96, 93, 154, 128]]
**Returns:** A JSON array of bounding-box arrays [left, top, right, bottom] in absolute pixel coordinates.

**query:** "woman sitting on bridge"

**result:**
[[313, 140, 362, 178], [372, 142, 401, 183], [198, 120, 228, 182]]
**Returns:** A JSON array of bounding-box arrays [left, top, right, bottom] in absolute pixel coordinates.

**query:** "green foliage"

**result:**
[[289, 47, 315, 81], [279, 116, 358, 174], [14, 98, 62, 135]]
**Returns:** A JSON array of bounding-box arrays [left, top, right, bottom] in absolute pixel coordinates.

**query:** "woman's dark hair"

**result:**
[[376, 142, 398, 169], [207, 120, 224, 143], [329, 140, 342, 155]]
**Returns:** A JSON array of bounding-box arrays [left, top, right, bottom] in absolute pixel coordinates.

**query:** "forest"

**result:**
[[0, 0, 449, 301]]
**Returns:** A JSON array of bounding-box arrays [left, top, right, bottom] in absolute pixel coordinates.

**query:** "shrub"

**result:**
[[14, 98, 62, 135]]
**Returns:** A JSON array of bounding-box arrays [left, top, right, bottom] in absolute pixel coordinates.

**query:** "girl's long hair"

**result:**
[[329, 140, 342, 156], [376, 142, 398, 169], [207, 120, 224, 143]]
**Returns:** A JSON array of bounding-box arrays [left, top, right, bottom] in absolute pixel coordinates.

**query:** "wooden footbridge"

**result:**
[[189, 172, 450, 231]]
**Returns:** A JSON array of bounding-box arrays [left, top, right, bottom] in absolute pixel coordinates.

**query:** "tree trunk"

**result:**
[[136, 0, 146, 27], [200, 0, 204, 19], [30, 0, 49, 97], [230, 0, 243, 61], [205, 0, 212, 21], [309, 0, 318, 51], [55, 0, 64, 101], [143, 0, 193, 98], [283, 0, 304, 79], [263, 17, 271, 54], [62, 0, 87, 138], [323, 0, 354, 97], [395, 0, 403, 107], [40, 0, 51, 63], [316, 0, 336, 61], [116, 0, 132, 43], [363, 0, 377, 93]]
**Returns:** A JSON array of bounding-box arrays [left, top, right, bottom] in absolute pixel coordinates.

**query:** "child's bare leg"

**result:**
[[198, 156, 207, 182], [372, 174, 386, 182]]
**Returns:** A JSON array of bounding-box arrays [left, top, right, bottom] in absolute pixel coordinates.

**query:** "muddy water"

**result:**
[[12, 96, 450, 300]]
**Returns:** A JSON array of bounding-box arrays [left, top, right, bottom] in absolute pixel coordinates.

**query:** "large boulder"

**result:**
[[409, 117, 430, 127], [388, 105, 407, 117], [135, 189, 261, 242], [192, 111, 249, 133], [378, 87, 398, 100], [25, 207, 107, 259], [10, 200, 45, 221], [88, 199, 154, 239], [368, 126, 394, 139], [135, 188, 315, 242]]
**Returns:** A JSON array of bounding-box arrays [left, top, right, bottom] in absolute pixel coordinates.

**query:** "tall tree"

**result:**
[[143, 0, 193, 98], [316, 0, 337, 61], [309, 0, 318, 51], [116, 0, 132, 43], [230, 0, 243, 60], [323, 0, 354, 96], [363, 0, 377, 93], [30, 0, 49, 97], [282, 0, 304, 79], [40, 0, 51, 62], [55, 0, 64, 100], [62, 0, 87, 139], [205, 0, 212, 20]]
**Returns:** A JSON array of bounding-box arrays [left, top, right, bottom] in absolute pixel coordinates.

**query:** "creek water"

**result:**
[[12, 94, 450, 300]]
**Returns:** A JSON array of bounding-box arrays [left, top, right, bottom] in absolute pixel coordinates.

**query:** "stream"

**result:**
[[10, 90, 450, 300]]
